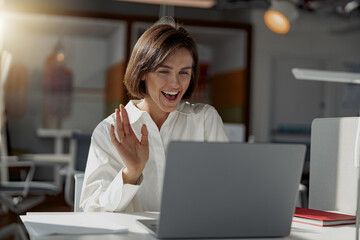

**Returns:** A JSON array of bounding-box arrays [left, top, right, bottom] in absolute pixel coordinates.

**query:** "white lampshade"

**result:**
[[264, 0, 298, 34], [292, 68, 360, 84]]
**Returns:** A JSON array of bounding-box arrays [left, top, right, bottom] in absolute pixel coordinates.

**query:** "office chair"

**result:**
[[0, 155, 59, 240], [64, 132, 91, 208], [0, 115, 59, 215], [0, 155, 59, 214], [74, 173, 84, 212], [0, 223, 28, 240]]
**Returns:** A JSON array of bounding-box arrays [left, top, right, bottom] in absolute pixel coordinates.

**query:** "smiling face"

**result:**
[[140, 47, 193, 120]]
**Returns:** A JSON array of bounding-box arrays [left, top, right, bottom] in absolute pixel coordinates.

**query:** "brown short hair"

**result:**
[[124, 18, 199, 99]]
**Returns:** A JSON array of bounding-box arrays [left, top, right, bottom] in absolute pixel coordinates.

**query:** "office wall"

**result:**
[[210, 32, 246, 76], [250, 9, 360, 142], [209, 32, 247, 124], [107, 23, 126, 67], [105, 22, 127, 116]]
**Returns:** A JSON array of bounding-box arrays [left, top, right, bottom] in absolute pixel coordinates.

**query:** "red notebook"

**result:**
[[293, 207, 356, 227]]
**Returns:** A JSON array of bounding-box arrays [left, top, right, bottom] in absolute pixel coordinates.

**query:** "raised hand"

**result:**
[[109, 104, 149, 185]]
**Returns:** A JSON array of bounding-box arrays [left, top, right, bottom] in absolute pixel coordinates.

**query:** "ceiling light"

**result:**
[[264, 0, 298, 34], [118, 0, 216, 8]]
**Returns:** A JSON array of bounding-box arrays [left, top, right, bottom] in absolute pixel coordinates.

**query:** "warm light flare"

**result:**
[[0, 0, 4, 51], [264, 10, 290, 34], [0, 16, 3, 33], [0, 15, 3, 51]]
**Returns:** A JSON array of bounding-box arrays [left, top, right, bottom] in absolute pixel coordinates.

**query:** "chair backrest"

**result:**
[[65, 132, 91, 208], [74, 173, 84, 212], [71, 132, 92, 172], [71, 132, 91, 212]]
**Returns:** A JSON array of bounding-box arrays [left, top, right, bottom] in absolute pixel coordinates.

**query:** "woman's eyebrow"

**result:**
[[158, 65, 192, 70], [158, 65, 172, 69], [181, 66, 192, 70]]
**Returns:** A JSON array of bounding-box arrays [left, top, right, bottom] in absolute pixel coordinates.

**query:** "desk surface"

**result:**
[[22, 212, 356, 240]]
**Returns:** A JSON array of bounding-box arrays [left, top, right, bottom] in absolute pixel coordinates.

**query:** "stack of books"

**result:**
[[293, 207, 356, 227]]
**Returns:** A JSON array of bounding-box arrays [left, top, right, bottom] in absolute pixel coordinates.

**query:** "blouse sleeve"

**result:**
[[79, 117, 141, 212], [203, 105, 229, 142]]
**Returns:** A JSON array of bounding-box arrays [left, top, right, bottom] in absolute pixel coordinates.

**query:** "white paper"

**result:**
[[20, 212, 128, 236]]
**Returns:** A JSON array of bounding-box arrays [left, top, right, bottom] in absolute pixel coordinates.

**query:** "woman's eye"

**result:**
[[158, 70, 169, 74], [180, 71, 190, 75]]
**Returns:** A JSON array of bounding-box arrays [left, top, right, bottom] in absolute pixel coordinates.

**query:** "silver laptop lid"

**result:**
[[158, 141, 305, 239]]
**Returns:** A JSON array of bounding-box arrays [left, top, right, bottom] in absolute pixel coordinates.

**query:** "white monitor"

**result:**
[[309, 117, 360, 215]]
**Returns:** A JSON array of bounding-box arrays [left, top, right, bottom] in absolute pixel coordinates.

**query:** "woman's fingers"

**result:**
[[110, 124, 120, 147], [113, 105, 137, 146], [140, 124, 149, 146], [115, 108, 125, 141], [120, 104, 131, 136]]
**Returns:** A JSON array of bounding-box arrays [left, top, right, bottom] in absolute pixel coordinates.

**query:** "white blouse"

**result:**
[[80, 100, 229, 212]]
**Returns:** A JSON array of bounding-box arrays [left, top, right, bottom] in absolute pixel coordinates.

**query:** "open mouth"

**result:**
[[162, 91, 179, 101]]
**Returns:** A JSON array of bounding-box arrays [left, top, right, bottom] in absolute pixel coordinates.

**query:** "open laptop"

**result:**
[[138, 141, 306, 239]]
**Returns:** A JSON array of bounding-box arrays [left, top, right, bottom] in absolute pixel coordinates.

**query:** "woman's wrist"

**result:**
[[122, 167, 142, 185]]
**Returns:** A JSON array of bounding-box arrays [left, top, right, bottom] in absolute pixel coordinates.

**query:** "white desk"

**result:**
[[21, 212, 357, 240]]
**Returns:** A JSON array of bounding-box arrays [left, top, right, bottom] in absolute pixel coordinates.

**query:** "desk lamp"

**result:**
[[292, 68, 360, 240]]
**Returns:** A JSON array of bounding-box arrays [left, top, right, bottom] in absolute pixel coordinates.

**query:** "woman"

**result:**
[[80, 18, 229, 212]]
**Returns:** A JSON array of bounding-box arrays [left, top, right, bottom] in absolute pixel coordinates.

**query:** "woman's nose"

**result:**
[[168, 74, 180, 87]]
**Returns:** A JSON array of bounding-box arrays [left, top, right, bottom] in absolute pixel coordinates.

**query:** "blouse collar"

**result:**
[[125, 100, 196, 125]]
